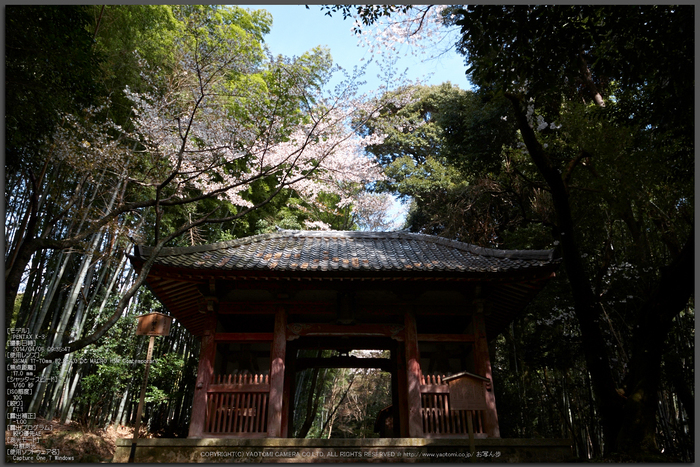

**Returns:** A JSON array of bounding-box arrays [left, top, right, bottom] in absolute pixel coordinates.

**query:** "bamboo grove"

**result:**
[[6, 4, 399, 440]]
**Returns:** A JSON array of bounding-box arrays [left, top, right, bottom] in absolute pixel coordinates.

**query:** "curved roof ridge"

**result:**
[[136, 229, 555, 262], [402, 231, 555, 261]]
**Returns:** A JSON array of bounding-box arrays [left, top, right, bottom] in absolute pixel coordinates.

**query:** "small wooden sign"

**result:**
[[136, 312, 173, 336], [443, 372, 489, 411]]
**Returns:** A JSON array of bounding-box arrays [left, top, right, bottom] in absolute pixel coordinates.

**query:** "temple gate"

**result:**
[[131, 230, 559, 440]]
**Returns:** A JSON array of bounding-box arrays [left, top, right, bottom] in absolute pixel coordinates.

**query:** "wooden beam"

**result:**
[[162, 295, 199, 309], [286, 323, 405, 341], [154, 286, 192, 300], [207, 383, 270, 393], [159, 293, 198, 306], [295, 356, 392, 372], [214, 333, 274, 342], [419, 384, 450, 394], [218, 301, 333, 314], [417, 333, 475, 342], [151, 279, 192, 292], [290, 336, 396, 351]]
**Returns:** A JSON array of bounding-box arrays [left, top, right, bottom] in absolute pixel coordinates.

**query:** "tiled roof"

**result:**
[[135, 230, 557, 275]]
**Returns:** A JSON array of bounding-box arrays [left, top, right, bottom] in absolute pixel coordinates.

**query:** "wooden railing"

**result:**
[[420, 374, 485, 437], [205, 373, 269, 436]]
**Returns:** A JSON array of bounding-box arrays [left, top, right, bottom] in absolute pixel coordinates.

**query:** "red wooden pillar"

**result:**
[[267, 308, 287, 437], [395, 343, 409, 437], [188, 313, 217, 438], [472, 300, 500, 438], [281, 341, 295, 438], [404, 312, 424, 437]]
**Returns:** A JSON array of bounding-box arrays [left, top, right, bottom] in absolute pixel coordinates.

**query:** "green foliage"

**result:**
[[451, 5, 694, 178], [75, 335, 134, 426], [73, 298, 196, 432], [360, 83, 460, 167], [86, 5, 340, 249], [78, 362, 130, 407], [146, 353, 185, 404], [443, 4, 694, 294], [440, 90, 518, 177], [129, 289, 166, 318], [384, 156, 466, 200], [445, 4, 694, 457], [5, 6, 102, 176], [362, 83, 550, 247], [330, 366, 391, 438], [89, 5, 181, 127]]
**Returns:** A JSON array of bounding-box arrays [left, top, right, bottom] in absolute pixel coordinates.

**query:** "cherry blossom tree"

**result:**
[[6, 6, 411, 372], [352, 192, 406, 232]]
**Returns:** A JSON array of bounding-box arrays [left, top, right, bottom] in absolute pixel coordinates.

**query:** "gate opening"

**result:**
[[288, 337, 398, 439]]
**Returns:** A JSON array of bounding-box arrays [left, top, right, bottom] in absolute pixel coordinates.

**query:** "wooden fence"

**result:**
[[205, 373, 269, 436], [420, 374, 485, 437], [204, 372, 483, 438]]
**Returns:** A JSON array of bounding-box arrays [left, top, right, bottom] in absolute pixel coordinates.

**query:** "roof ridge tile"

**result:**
[[135, 230, 558, 273]]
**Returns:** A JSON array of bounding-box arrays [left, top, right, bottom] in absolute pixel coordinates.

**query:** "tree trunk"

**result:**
[[15, 248, 47, 329], [506, 93, 625, 453], [616, 228, 694, 455], [60, 369, 81, 423], [506, 93, 694, 458], [321, 371, 355, 438], [115, 387, 130, 428], [30, 250, 71, 336]]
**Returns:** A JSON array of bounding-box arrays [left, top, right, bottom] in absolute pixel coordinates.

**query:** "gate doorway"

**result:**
[[286, 337, 401, 439]]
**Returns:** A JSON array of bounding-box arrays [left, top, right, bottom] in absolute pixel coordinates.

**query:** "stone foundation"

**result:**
[[113, 438, 573, 463]]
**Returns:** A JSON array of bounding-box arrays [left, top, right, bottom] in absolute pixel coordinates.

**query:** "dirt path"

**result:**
[[5, 417, 137, 463]]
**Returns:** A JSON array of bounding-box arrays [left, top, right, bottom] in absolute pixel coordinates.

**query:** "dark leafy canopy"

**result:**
[[5, 6, 102, 176], [450, 4, 694, 273], [359, 83, 514, 174], [360, 85, 451, 167], [452, 5, 694, 164], [447, 5, 694, 458], [453, 4, 695, 212]]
